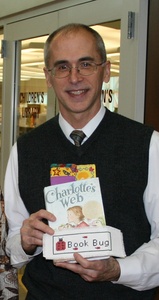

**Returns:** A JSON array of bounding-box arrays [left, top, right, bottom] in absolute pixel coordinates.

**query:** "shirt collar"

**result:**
[[59, 105, 106, 143]]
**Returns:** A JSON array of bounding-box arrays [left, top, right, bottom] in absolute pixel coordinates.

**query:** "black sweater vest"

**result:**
[[17, 109, 155, 299]]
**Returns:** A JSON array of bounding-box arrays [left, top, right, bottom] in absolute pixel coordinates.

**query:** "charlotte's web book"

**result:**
[[43, 177, 126, 262]]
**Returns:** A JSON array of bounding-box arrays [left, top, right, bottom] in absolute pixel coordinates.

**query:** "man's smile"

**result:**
[[67, 89, 88, 96]]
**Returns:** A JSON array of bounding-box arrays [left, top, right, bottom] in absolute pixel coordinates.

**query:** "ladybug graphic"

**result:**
[[56, 238, 66, 251]]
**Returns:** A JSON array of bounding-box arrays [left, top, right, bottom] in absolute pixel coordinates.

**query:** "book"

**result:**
[[50, 163, 96, 185], [45, 177, 106, 230], [43, 177, 126, 262]]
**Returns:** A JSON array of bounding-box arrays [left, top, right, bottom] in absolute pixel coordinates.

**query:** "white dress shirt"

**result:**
[[4, 106, 159, 291]]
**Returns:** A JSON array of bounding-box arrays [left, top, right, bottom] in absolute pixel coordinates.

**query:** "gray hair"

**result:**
[[44, 23, 107, 69]]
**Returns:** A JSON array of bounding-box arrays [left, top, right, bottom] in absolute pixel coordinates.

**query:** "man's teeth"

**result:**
[[70, 90, 85, 95]]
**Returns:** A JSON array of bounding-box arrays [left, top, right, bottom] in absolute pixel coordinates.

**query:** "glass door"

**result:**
[[92, 21, 120, 113], [18, 36, 48, 137]]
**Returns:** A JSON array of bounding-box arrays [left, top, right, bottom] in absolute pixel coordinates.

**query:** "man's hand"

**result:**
[[20, 209, 55, 255], [55, 253, 120, 282]]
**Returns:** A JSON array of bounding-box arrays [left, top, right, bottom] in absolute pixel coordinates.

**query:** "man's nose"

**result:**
[[68, 67, 83, 83]]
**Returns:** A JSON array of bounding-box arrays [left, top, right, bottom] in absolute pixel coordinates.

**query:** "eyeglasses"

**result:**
[[47, 61, 105, 78]]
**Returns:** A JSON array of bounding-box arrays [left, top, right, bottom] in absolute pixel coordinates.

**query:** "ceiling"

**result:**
[[0, 21, 120, 82]]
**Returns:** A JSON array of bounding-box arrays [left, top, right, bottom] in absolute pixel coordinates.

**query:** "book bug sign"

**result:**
[[53, 229, 112, 256]]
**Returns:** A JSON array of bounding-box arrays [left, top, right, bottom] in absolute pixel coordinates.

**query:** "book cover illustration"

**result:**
[[44, 177, 106, 231], [50, 163, 96, 185]]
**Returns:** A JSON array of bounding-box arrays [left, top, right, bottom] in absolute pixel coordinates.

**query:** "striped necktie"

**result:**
[[70, 130, 86, 147]]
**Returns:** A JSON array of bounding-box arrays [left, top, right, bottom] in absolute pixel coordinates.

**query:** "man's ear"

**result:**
[[103, 61, 111, 83], [43, 67, 52, 88]]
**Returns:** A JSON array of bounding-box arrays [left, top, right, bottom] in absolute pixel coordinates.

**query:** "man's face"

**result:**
[[44, 29, 110, 123]]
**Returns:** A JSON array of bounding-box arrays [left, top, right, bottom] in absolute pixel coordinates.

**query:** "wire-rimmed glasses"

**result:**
[[47, 61, 105, 78]]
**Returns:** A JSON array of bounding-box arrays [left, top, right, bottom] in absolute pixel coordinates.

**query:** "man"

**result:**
[[4, 23, 159, 299]]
